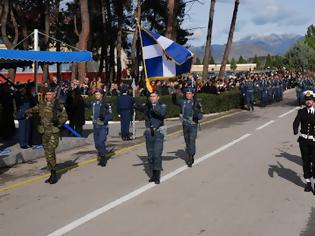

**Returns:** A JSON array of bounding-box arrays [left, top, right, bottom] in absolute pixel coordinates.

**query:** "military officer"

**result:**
[[239, 79, 246, 109], [117, 85, 134, 141], [172, 87, 203, 167], [86, 89, 112, 167], [27, 87, 68, 184], [293, 90, 315, 193], [245, 77, 255, 111], [134, 90, 167, 184]]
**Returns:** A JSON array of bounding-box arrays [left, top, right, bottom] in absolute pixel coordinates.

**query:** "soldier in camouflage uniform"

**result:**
[[27, 87, 68, 184]]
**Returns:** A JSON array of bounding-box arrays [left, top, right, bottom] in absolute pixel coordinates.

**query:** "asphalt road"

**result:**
[[1, 89, 315, 236]]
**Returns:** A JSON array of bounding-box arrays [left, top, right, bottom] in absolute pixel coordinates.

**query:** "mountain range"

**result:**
[[190, 34, 304, 62]]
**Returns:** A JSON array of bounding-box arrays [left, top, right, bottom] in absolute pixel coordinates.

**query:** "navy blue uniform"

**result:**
[[117, 93, 134, 140], [86, 99, 112, 166], [135, 100, 166, 175], [239, 82, 246, 109], [172, 93, 203, 167], [245, 80, 255, 111]]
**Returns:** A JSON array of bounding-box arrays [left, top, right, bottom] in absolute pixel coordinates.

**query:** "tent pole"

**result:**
[[34, 29, 39, 96]]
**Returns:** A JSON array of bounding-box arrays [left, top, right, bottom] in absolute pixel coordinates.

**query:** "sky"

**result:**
[[184, 0, 315, 46]]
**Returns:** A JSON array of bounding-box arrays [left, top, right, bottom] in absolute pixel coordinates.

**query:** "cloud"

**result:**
[[249, 0, 310, 27]]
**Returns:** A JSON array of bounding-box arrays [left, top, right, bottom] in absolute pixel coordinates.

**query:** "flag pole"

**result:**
[[136, 21, 152, 93]]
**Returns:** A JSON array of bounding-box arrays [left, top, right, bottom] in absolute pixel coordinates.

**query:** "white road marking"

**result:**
[[256, 120, 275, 130], [47, 133, 252, 236], [278, 107, 299, 118]]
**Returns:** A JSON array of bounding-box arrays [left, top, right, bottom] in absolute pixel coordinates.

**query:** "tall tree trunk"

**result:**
[[131, 1, 141, 79], [166, 0, 176, 40], [218, 0, 240, 79], [1, 0, 18, 82], [77, 0, 90, 82], [104, 0, 115, 83], [116, 3, 123, 83], [42, 5, 50, 83], [100, 0, 108, 83], [55, 0, 62, 81], [202, 0, 216, 80]]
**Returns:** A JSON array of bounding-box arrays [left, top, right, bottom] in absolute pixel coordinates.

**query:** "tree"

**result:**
[[77, 0, 90, 82], [1, 0, 19, 81], [131, 0, 142, 80], [284, 41, 315, 72], [264, 54, 272, 68], [210, 56, 216, 64], [202, 0, 216, 80], [252, 55, 261, 70], [166, 0, 176, 40], [194, 57, 202, 65], [237, 55, 246, 64], [218, 0, 240, 79], [305, 24, 315, 51], [230, 58, 237, 71]]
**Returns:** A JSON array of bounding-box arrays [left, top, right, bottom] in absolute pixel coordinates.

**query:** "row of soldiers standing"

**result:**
[[239, 75, 297, 111], [295, 77, 315, 106]]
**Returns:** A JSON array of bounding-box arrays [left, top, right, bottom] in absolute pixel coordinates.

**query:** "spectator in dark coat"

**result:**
[[66, 88, 85, 136]]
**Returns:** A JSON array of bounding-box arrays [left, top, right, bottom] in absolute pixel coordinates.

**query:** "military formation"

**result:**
[[295, 77, 315, 106], [7, 78, 202, 185], [239, 72, 298, 110]]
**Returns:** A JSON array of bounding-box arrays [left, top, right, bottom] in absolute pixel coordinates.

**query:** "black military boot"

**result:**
[[154, 170, 160, 184], [187, 155, 193, 168], [99, 156, 107, 167], [305, 182, 312, 192], [191, 155, 195, 164], [149, 171, 156, 183], [45, 173, 52, 183], [48, 169, 58, 184]]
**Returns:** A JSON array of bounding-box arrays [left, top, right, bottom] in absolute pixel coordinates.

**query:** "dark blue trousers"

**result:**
[[18, 119, 30, 147], [93, 124, 108, 158], [145, 130, 164, 171], [183, 124, 197, 157], [120, 111, 131, 137], [246, 92, 254, 110]]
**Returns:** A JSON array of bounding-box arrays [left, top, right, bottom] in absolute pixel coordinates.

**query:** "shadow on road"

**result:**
[[268, 161, 304, 188], [135, 150, 185, 178], [276, 151, 302, 166]]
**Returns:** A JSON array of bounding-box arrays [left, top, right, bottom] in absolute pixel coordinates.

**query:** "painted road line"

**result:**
[[256, 120, 275, 130], [278, 107, 299, 118], [47, 133, 252, 236]]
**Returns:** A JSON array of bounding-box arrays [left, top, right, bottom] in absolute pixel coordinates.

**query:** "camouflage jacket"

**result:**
[[28, 99, 68, 133]]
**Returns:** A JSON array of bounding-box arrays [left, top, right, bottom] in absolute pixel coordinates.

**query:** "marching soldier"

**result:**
[[293, 90, 315, 193], [27, 87, 68, 184], [172, 87, 203, 167], [134, 90, 167, 184], [117, 85, 134, 140], [86, 89, 112, 167]]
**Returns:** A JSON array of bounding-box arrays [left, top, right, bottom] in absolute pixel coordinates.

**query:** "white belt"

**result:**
[[300, 133, 315, 141]]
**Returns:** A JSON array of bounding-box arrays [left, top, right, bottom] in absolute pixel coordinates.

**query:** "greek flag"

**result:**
[[140, 28, 194, 80]]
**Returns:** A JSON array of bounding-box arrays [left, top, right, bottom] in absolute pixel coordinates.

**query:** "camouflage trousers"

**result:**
[[42, 132, 59, 170]]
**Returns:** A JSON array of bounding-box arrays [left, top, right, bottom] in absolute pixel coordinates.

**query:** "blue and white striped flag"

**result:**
[[140, 28, 194, 80]]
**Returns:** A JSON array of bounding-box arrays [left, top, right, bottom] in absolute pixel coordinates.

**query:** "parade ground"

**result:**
[[1, 89, 315, 236]]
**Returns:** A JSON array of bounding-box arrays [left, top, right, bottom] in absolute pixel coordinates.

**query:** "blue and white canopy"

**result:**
[[140, 28, 193, 80]]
